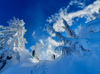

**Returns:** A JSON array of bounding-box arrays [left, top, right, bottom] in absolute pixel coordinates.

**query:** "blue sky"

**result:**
[[0, 0, 70, 49], [0, 0, 96, 50]]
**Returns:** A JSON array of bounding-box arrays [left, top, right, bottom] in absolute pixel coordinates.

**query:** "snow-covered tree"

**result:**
[[0, 17, 27, 70], [47, 18, 89, 57], [30, 43, 43, 60]]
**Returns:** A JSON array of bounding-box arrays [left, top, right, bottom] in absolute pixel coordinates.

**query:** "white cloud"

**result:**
[[40, 37, 63, 60], [67, 0, 85, 9], [47, 0, 100, 32], [39, 39, 44, 45], [32, 31, 35, 38], [46, 37, 61, 47]]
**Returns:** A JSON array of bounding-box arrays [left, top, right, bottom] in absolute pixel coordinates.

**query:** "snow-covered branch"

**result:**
[[62, 18, 77, 38]]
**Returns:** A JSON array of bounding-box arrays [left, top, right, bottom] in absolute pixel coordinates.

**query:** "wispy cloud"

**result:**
[[67, 0, 86, 9], [32, 31, 35, 38], [39, 39, 44, 45]]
